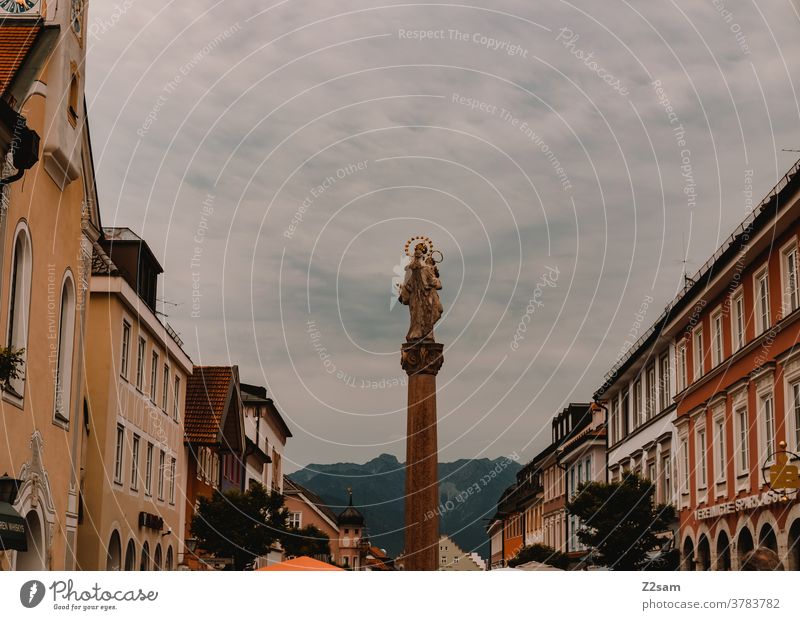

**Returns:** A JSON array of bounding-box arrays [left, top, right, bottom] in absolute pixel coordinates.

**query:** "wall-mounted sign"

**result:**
[[138, 512, 164, 531], [695, 490, 784, 521]]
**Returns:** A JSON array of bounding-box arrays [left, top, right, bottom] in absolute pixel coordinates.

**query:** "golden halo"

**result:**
[[404, 235, 434, 257]]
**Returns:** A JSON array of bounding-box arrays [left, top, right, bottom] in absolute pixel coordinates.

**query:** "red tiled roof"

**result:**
[[184, 366, 235, 444], [0, 21, 41, 95]]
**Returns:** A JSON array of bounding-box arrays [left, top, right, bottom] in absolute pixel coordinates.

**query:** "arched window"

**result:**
[[165, 546, 173, 571], [106, 530, 122, 571], [153, 543, 162, 571], [140, 542, 150, 571], [124, 539, 136, 571], [6, 223, 31, 398], [54, 274, 76, 423]]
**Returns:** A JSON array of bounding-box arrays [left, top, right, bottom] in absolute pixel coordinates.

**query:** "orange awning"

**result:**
[[257, 556, 344, 571]]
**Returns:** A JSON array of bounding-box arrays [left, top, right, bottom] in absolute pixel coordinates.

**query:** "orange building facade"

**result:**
[[671, 161, 800, 570]]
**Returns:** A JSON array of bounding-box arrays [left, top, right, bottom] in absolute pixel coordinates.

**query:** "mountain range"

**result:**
[[288, 453, 521, 560]]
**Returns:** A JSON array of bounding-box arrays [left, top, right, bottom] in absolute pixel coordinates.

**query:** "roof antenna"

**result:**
[[680, 234, 695, 287]]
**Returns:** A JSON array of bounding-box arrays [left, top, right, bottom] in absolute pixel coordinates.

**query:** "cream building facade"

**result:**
[[76, 229, 192, 570], [0, 0, 102, 570]]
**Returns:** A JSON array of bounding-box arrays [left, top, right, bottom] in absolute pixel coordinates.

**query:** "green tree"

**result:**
[[566, 474, 676, 570], [508, 543, 570, 569], [191, 483, 288, 570], [281, 524, 331, 560]]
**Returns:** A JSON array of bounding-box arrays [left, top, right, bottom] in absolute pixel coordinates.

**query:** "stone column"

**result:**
[[401, 341, 443, 571]]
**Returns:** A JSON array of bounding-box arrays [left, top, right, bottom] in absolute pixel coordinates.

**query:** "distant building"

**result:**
[[78, 229, 192, 571], [283, 477, 340, 564], [283, 479, 382, 570], [438, 535, 483, 570], [183, 366, 245, 569], [240, 383, 291, 494], [560, 403, 607, 561], [487, 518, 504, 569]]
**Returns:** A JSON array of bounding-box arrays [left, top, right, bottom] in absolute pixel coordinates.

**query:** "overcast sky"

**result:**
[[85, 1, 800, 472]]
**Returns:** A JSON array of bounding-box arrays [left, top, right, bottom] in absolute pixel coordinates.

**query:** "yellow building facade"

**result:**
[[0, 1, 102, 570]]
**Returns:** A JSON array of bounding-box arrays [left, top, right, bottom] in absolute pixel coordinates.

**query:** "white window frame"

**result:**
[[757, 386, 776, 467], [734, 404, 749, 479], [659, 351, 671, 411], [169, 457, 176, 504], [731, 288, 745, 352], [173, 375, 181, 421], [131, 434, 140, 491], [661, 454, 672, 505], [679, 436, 690, 498], [634, 379, 643, 427], [696, 424, 707, 491], [754, 266, 771, 336], [711, 308, 723, 367], [53, 272, 76, 424], [676, 341, 687, 392], [135, 336, 146, 391], [150, 350, 159, 403], [114, 424, 125, 485], [781, 238, 799, 316], [162, 364, 169, 411], [158, 449, 165, 500], [5, 222, 32, 401], [646, 364, 656, 420], [120, 320, 131, 380], [693, 326, 704, 380], [713, 413, 726, 488], [145, 442, 154, 496]]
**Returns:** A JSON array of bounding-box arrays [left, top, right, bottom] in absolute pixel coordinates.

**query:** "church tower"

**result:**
[[337, 488, 366, 570]]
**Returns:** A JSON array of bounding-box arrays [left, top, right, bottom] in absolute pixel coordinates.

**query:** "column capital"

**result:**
[[401, 341, 444, 376]]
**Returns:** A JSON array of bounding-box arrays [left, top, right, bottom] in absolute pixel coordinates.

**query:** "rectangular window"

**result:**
[[756, 270, 770, 335], [611, 398, 619, 444], [732, 291, 745, 351], [169, 457, 176, 504], [676, 343, 687, 392], [784, 246, 799, 314], [647, 462, 655, 484], [793, 382, 800, 451], [158, 450, 165, 500], [680, 439, 689, 495], [693, 328, 704, 380], [621, 389, 630, 436], [736, 407, 748, 474], [646, 364, 656, 420], [715, 419, 725, 482], [114, 424, 124, 484], [162, 364, 169, 411], [697, 429, 707, 488], [289, 512, 302, 528], [659, 352, 670, 410], [145, 442, 153, 496], [762, 394, 775, 463], [135, 336, 146, 390], [634, 379, 642, 427], [150, 351, 158, 403], [711, 310, 723, 367], [661, 455, 671, 503], [120, 321, 131, 379], [173, 376, 180, 421], [130, 434, 140, 491]]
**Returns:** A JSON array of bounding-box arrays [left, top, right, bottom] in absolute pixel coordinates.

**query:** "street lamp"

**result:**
[[185, 537, 198, 554]]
